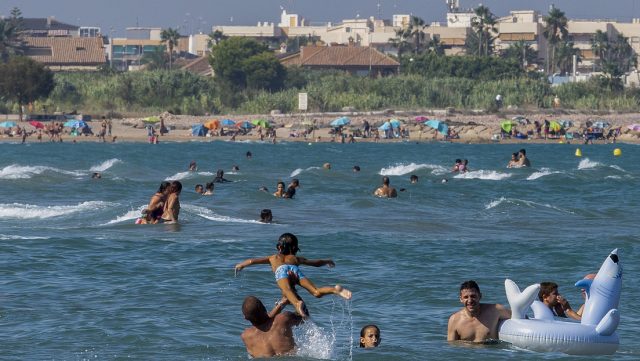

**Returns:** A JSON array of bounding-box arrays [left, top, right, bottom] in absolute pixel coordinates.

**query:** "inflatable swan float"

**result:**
[[499, 248, 622, 355]]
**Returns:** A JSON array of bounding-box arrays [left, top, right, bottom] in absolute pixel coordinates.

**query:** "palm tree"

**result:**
[[591, 30, 608, 72], [390, 27, 411, 57], [542, 6, 569, 74], [208, 29, 227, 48], [160, 27, 181, 70], [501, 40, 538, 69], [471, 5, 497, 56], [554, 41, 581, 75], [407, 16, 426, 54], [426, 35, 444, 55]]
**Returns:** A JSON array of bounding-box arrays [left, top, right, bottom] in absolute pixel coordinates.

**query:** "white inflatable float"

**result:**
[[499, 248, 622, 355]]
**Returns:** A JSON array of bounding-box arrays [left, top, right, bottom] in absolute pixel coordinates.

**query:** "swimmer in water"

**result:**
[[323, 163, 331, 170], [213, 169, 231, 183], [189, 161, 197, 171], [91, 172, 101, 179], [235, 233, 352, 317], [203, 182, 214, 195], [410, 175, 418, 184], [246, 151, 252, 159], [360, 325, 381, 348], [273, 181, 286, 198], [374, 176, 397, 198], [260, 209, 273, 223], [353, 165, 361, 172], [232, 165, 240, 172]]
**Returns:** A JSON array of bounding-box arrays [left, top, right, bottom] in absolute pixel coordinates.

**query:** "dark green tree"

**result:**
[[0, 17, 23, 62], [554, 41, 581, 75], [470, 5, 497, 56], [140, 47, 168, 70], [207, 29, 227, 48], [160, 27, 181, 69], [542, 6, 569, 74], [501, 40, 538, 69], [0, 56, 54, 120], [209, 37, 286, 92]]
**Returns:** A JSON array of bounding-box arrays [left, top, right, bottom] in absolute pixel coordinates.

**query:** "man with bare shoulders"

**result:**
[[241, 295, 303, 358], [374, 176, 397, 198], [447, 280, 511, 343]]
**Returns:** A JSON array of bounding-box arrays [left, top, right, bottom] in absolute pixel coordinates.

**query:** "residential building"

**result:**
[[20, 17, 79, 37], [23, 36, 106, 71], [279, 45, 400, 76]]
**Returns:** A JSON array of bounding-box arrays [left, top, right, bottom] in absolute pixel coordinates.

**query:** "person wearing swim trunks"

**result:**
[[235, 233, 352, 317], [447, 280, 511, 342]]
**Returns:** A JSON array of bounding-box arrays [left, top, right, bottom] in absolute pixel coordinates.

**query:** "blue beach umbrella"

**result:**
[[389, 119, 402, 128], [237, 121, 254, 129], [378, 122, 391, 131], [330, 117, 351, 127], [221, 119, 236, 126], [0, 121, 17, 128], [64, 120, 87, 128], [425, 119, 449, 135]]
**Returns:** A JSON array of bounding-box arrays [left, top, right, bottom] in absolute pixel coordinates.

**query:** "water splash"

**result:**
[[0, 201, 116, 219], [527, 168, 562, 181], [185, 204, 261, 224], [379, 162, 448, 176], [291, 167, 321, 178], [454, 170, 511, 180], [294, 320, 336, 359], [165, 171, 192, 181], [485, 197, 574, 214], [578, 158, 602, 170], [89, 158, 121, 172], [103, 207, 146, 225], [0, 164, 83, 179], [0, 234, 49, 240]]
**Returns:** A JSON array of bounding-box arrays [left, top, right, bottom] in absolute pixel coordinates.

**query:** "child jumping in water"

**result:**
[[234, 233, 352, 317]]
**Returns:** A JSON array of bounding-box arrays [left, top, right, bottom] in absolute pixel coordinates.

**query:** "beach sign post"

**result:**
[[298, 93, 308, 111]]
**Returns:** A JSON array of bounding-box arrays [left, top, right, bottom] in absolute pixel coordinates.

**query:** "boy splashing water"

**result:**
[[235, 233, 352, 317]]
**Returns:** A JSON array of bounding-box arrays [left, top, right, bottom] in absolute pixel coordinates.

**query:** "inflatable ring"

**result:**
[[499, 249, 622, 355]]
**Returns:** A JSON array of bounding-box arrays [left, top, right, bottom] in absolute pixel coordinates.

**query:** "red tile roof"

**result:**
[[23, 36, 106, 66], [281, 46, 399, 67]]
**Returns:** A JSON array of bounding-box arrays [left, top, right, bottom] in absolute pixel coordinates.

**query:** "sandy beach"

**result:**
[[3, 109, 639, 144]]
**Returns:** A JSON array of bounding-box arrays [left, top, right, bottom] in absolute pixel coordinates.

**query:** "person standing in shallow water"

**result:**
[[161, 180, 182, 223]]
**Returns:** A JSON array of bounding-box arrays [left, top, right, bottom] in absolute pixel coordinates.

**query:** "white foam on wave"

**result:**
[[0, 164, 83, 179], [485, 196, 574, 213], [527, 168, 562, 181], [578, 158, 602, 170], [379, 162, 448, 176], [184, 204, 261, 224], [102, 207, 146, 225], [605, 175, 622, 180], [610, 165, 626, 172], [0, 234, 49, 240], [294, 320, 336, 360], [454, 170, 511, 180], [290, 167, 321, 178], [90, 158, 121, 172], [0, 201, 115, 219], [165, 171, 191, 181]]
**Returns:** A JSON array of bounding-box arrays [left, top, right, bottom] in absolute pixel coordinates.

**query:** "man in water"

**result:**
[[283, 179, 299, 199], [447, 280, 511, 342], [374, 176, 397, 198], [241, 295, 303, 358], [516, 149, 531, 167]]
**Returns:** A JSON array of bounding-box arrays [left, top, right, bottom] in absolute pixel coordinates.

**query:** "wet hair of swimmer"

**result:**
[[410, 174, 418, 183], [359, 324, 381, 348], [205, 182, 214, 192], [353, 165, 361, 172], [157, 181, 171, 193], [91, 172, 101, 179], [276, 233, 299, 255], [195, 184, 204, 193], [260, 209, 272, 223]]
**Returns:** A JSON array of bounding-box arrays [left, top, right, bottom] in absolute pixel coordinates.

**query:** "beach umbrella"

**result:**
[[559, 120, 573, 128], [549, 121, 563, 132], [415, 116, 429, 122], [191, 124, 207, 136], [142, 116, 160, 123], [425, 119, 449, 135], [627, 124, 640, 131], [0, 121, 17, 128], [251, 119, 270, 128], [330, 117, 351, 127], [221, 119, 236, 126], [64, 120, 87, 128], [593, 121, 610, 129], [378, 122, 391, 131], [29, 120, 45, 129], [204, 119, 220, 129], [389, 119, 403, 128], [500, 120, 516, 133], [236, 121, 254, 129]]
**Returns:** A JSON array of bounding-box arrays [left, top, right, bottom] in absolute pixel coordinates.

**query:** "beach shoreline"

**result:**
[[2, 110, 639, 144]]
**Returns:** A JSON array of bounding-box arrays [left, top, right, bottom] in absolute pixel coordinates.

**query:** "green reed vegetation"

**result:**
[[2, 67, 640, 116]]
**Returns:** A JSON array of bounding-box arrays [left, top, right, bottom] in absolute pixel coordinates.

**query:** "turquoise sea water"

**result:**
[[0, 140, 638, 360]]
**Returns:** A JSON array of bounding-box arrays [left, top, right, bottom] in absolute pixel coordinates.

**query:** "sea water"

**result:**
[[0, 140, 638, 360]]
